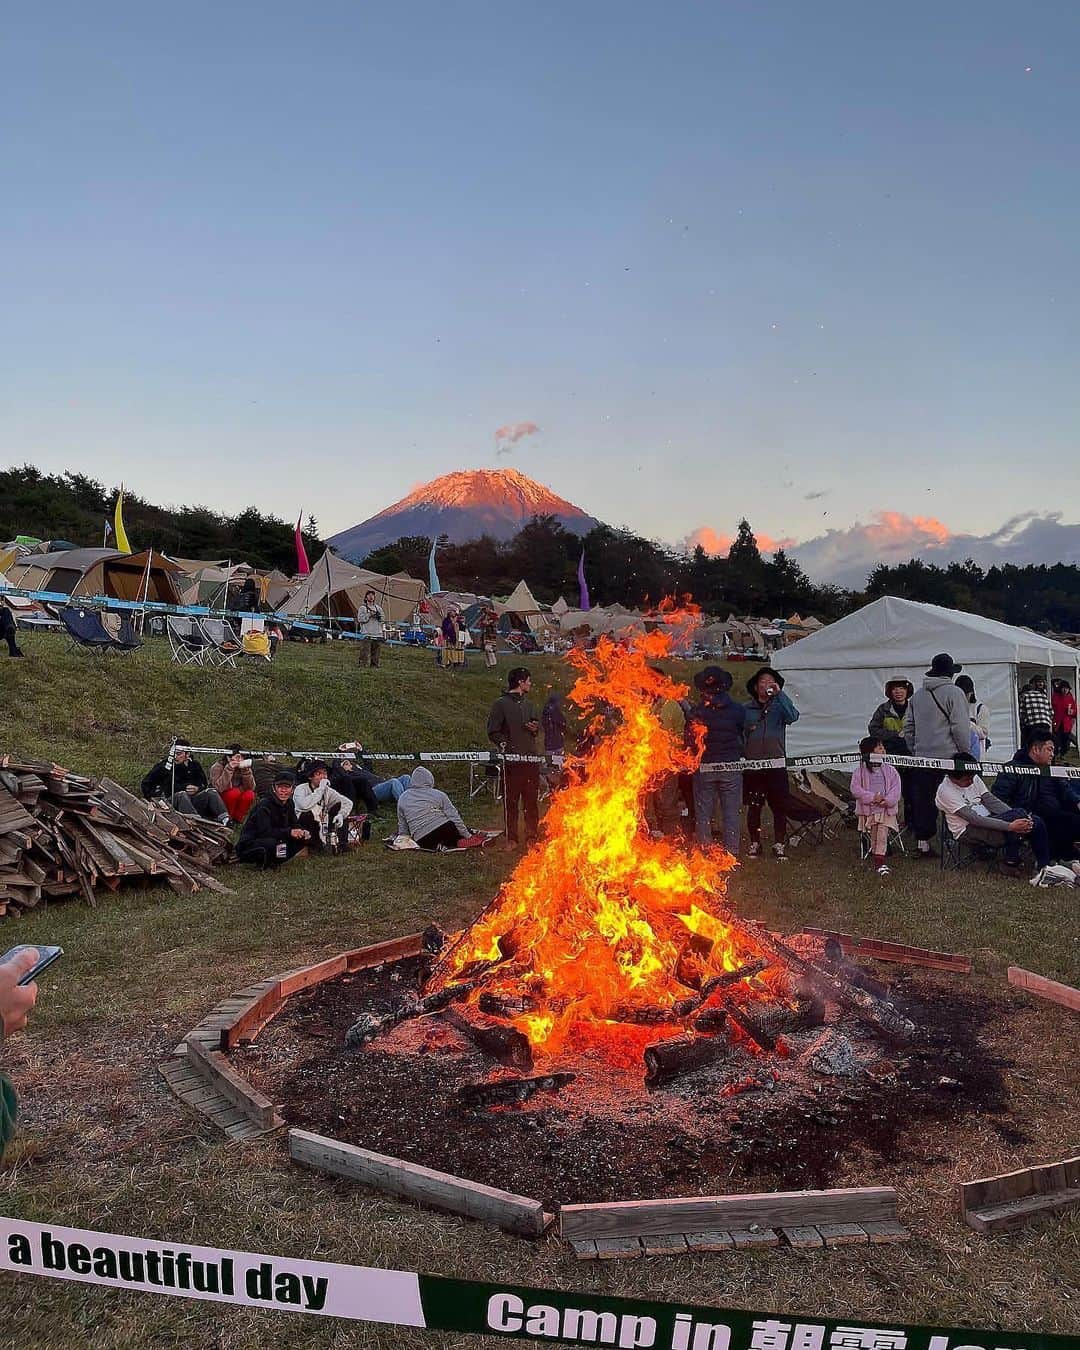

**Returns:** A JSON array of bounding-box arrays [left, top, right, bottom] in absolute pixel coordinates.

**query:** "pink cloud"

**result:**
[[684, 526, 796, 557], [494, 421, 540, 452]]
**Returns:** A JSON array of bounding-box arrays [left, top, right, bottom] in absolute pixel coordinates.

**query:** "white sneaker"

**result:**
[[876, 864, 891, 877], [772, 843, 787, 863], [747, 841, 761, 859]]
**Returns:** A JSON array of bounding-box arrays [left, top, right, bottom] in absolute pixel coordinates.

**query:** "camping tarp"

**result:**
[[280, 551, 425, 624], [773, 595, 1080, 762]]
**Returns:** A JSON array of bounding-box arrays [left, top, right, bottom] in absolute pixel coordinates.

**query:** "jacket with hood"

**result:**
[[868, 689, 912, 754], [850, 761, 902, 817], [488, 690, 541, 757], [993, 751, 1080, 815], [141, 755, 207, 800], [396, 767, 468, 843], [686, 692, 746, 766], [238, 793, 301, 854], [743, 692, 799, 759], [901, 677, 970, 759]]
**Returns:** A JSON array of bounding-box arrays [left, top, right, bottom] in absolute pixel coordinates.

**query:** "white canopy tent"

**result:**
[[773, 596, 1080, 762]]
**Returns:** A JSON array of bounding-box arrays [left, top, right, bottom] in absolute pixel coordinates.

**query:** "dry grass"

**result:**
[[1, 637, 1078, 1346]]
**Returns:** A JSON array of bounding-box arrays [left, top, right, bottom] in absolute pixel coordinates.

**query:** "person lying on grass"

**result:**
[[395, 766, 473, 851], [235, 772, 317, 868]]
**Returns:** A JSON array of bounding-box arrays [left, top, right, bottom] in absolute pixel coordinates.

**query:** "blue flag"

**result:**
[[428, 538, 442, 594]]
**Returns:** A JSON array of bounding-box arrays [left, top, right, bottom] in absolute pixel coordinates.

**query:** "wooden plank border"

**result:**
[[960, 1156, 1080, 1233], [1007, 966, 1080, 1012], [802, 928, 971, 974], [185, 1035, 281, 1130], [289, 1129, 547, 1237], [559, 1186, 897, 1239]]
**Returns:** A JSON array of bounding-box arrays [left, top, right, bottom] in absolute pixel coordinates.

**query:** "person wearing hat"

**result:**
[[743, 667, 800, 861], [902, 654, 972, 856], [235, 772, 315, 867], [868, 678, 916, 829], [292, 761, 353, 853], [686, 666, 746, 854]]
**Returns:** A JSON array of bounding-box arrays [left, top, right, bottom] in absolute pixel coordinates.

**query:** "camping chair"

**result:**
[[783, 774, 836, 850], [57, 606, 122, 656], [100, 609, 143, 653], [938, 813, 1007, 873], [859, 821, 907, 862], [200, 618, 242, 668], [166, 615, 210, 666]]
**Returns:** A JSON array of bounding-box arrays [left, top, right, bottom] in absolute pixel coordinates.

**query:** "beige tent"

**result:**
[[550, 595, 569, 616], [495, 579, 545, 632], [7, 547, 184, 604], [280, 551, 425, 624]]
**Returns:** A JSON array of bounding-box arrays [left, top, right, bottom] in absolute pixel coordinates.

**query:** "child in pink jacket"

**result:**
[[851, 736, 902, 876]]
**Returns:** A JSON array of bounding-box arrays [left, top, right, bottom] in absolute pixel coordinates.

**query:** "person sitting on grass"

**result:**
[[850, 736, 902, 877], [395, 766, 472, 851], [991, 728, 1080, 864], [209, 745, 257, 823], [934, 755, 1050, 882], [141, 740, 231, 825], [235, 772, 316, 867], [292, 761, 353, 853]]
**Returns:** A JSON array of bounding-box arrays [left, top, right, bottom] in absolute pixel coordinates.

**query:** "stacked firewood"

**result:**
[[0, 757, 232, 918]]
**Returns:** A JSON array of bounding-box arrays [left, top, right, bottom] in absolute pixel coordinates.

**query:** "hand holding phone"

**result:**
[[0, 945, 64, 986]]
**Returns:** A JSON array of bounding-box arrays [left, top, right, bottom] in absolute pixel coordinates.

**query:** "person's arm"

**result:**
[[956, 804, 1013, 832], [883, 766, 902, 810], [438, 791, 469, 837], [868, 704, 886, 739], [774, 691, 799, 725], [948, 694, 972, 756], [209, 763, 228, 793], [396, 795, 409, 835], [0, 948, 39, 1039], [849, 765, 876, 807], [240, 766, 256, 792], [487, 700, 508, 748], [901, 702, 915, 747]]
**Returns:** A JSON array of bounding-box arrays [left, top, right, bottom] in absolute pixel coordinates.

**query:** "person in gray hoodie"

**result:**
[[902, 653, 972, 855], [395, 766, 472, 850]]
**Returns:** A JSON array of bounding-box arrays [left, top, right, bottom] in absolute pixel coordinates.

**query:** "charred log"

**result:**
[[477, 991, 535, 1019], [725, 1003, 778, 1052], [345, 983, 470, 1048], [443, 1006, 534, 1071], [670, 958, 772, 1019], [458, 1072, 575, 1109], [643, 1032, 732, 1087]]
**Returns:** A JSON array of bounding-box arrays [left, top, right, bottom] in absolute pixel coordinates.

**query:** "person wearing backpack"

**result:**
[[902, 654, 971, 857]]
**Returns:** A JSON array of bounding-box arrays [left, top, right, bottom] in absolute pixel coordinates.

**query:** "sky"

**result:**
[[2, 2, 1078, 583]]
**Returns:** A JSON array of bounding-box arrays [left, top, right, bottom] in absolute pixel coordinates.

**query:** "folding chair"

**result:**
[[200, 618, 242, 668], [166, 616, 210, 665], [784, 773, 837, 850], [469, 759, 502, 801], [57, 606, 121, 656], [859, 822, 907, 862], [939, 813, 1005, 872]]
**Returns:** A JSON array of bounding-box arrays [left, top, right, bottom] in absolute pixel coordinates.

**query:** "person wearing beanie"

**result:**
[[395, 766, 471, 850], [685, 665, 746, 854], [235, 772, 315, 867], [743, 666, 800, 862], [902, 654, 971, 856]]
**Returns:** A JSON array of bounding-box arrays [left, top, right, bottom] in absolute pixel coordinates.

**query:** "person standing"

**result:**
[[867, 678, 915, 826], [1018, 675, 1053, 736], [0, 602, 24, 658], [1052, 680, 1077, 759], [488, 666, 541, 849], [901, 653, 972, 858], [686, 666, 746, 854], [743, 666, 799, 861], [955, 674, 990, 759], [356, 590, 385, 668], [481, 608, 499, 670], [441, 611, 463, 671]]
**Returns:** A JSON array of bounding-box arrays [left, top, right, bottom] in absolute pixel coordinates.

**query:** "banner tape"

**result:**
[[0, 1217, 1069, 1349], [172, 744, 1080, 779]]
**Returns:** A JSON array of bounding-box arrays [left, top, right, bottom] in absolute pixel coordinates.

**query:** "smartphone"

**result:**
[[0, 945, 64, 986]]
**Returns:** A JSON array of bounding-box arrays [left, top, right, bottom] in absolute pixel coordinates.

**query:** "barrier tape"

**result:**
[[0, 1217, 1068, 1348], [174, 743, 1080, 779]]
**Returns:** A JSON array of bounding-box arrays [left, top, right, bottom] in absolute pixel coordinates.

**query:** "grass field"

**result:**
[[0, 635, 1077, 1348]]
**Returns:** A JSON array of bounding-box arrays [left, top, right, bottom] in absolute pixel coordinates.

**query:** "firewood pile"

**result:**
[[0, 757, 233, 918]]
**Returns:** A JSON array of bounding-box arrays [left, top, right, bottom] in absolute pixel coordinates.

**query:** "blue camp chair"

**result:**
[[57, 606, 123, 655]]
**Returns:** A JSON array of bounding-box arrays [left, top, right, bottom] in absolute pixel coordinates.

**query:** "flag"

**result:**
[[113, 486, 132, 554], [428, 538, 441, 594], [577, 548, 590, 610], [294, 512, 311, 577]]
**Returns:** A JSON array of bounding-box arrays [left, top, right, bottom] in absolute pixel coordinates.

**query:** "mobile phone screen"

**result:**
[[0, 945, 64, 986]]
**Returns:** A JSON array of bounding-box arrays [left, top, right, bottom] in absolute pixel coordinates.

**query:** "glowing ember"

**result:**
[[428, 618, 776, 1067]]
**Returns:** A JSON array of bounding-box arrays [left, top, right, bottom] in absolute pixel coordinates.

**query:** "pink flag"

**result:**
[[294, 511, 311, 576]]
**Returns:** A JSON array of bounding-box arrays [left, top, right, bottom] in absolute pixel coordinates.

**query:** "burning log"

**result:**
[[670, 958, 772, 1019], [609, 1004, 680, 1026], [443, 1006, 534, 1071], [458, 1072, 575, 1109], [345, 983, 471, 1048], [478, 991, 535, 1019], [724, 1004, 778, 1052], [822, 938, 890, 999], [643, 1032, 732, 1087], [717, 905, 916, 1041]]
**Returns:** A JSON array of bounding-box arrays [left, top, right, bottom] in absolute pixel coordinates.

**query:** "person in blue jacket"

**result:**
[[743, 666, 800, 861]]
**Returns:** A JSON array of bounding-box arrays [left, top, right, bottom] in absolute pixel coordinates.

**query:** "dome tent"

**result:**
[[773, 595, 1080, 763]]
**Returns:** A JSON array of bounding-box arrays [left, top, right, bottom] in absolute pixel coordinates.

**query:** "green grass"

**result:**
[[1, 636, 1077, 1347]]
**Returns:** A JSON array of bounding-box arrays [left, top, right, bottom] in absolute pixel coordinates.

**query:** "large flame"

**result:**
[[430, 618, 769, 1066]]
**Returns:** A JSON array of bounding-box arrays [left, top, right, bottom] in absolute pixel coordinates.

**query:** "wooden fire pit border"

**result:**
[[163, 928, 1078, 1248]]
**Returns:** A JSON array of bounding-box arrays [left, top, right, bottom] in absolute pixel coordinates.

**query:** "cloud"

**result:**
[[494, 421, 539, 455], [682, 510, 1080, 587]]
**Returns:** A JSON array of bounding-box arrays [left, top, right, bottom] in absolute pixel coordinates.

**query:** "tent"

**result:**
[[495, 580, 545, 632], [170, 559, 255, 607], [6, 548, 184, 605], [772, 595, 1080, 762], [279, 550, 426, 625], [551, 596, 569, 616]]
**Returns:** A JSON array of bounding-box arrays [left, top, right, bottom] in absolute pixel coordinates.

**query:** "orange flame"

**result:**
[[431, 615, 767, 1066]]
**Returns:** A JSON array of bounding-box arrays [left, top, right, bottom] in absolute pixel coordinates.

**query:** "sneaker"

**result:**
[[746, 841, 761, 859], [876, 864, 891, 877], [772, 843, 787, 863]]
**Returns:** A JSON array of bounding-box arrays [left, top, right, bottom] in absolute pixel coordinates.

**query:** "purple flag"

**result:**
[[577, 548, 590, 610]]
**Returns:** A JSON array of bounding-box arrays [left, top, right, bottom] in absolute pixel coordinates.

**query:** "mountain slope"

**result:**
[[328, 468, 600, 561]]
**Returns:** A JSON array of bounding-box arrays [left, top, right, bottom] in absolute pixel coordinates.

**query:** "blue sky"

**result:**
[[2, 2, 1078, 578]]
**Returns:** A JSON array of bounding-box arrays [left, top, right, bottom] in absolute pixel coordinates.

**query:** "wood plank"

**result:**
[[220, 986, 285, 1049], [185, 1036, 278, 1129], [342, 932, 424, 971], [861, 1220, 910, 1245], [728, 1229, 781, 1249], [802, 927, 971, 973], [640, 1234, 689, 1257], [816, 1223, 870, 1246], [289, 1129, 546, 1237], [965, 1188, 1080, 1234], [277, 955, 348, 998], [781, 1227, 825, 1249], [1007, 967, 1080, 1013], [559, 1186, 896, 1239], [593, 1238, 643, 1260], [685, 1231, 734, 1252], [570, 1240, 599, 1260]]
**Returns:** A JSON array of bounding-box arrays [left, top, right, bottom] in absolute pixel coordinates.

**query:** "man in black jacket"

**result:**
[[141, 740, 230, 823], [994, 729, 1080, 861], [235, 773, 316, 867], [686, 666, 746, 854], [488, 666, 541, 849]]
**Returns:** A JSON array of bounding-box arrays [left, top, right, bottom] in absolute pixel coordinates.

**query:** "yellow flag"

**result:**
[[0, 547, 17, 575], [113, 485, 132, 554]]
